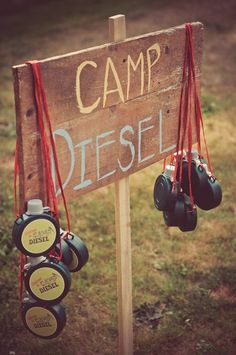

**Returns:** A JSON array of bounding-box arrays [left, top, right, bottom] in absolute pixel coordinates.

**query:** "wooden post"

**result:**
[[109, 15, 133, 355]]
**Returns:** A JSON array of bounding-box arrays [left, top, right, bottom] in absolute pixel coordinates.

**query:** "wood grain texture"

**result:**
[[110, 15, 133, 355], [12, 22, 204, 206], [115, 176, 133, 355]]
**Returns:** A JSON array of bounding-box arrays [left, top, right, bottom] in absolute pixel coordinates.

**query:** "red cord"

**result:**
[[39, 67, 71, 232], [14, 141, 20, 217], [26, 61, 71, 231], [14, 142, 25, 305], [172, 23, 213, 206], [19, 253, 25, 305], [14, 61, 72, 304], [26, 60, 71, 265], [162, 158, 167, 171], [172, 23, 190, 193], [186, 24, 194, 205], [27, 61, 58, 217], [170, 155, 175, 165], [186, 24, 213, 175]]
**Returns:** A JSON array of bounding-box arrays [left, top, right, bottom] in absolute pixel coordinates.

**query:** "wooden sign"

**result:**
[[13, 22, 203, 205]]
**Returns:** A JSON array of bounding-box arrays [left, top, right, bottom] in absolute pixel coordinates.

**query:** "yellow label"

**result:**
[[29, 267, 65, 301], [25, 306, 58, 337], [22, 219, 57, 254], [69, 249, 79, 271]]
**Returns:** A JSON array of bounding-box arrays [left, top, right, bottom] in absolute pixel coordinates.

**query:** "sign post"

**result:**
[[12, 17, 204, 354], [109, 15, 133, 355]]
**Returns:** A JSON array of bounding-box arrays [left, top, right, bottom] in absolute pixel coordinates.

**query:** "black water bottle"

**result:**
[[153, 165, 178, 211], [21, 298, 66, 339], [12, 199, 60, 257]]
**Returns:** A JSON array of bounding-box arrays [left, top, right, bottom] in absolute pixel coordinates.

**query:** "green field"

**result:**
[[1, 0, 236, 354]]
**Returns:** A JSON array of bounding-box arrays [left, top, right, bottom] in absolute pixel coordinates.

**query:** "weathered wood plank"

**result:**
[[12, 22, 203, 206]]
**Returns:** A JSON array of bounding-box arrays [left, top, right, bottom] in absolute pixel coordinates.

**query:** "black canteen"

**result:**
[[179, 195, 197, 232], [154, 165, 178, 211], [64, 232, 89, 272], [179, 149, 209, 196], [163, 193, 197, 232], [54, 239, 73, 267], [21, 299, 66, 339], [180, 159, 209, 196], [12, 199, 60, 257], [163, 193, 186, 227], [178, 150, 222, 211], [24, 257, 71, 305], [194, 175, 222, 210]]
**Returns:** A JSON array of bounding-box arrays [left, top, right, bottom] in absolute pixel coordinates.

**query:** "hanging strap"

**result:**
[[162, 158, 167, 171], [172, 23, 191, 199], [185, 24, 213, 175], [26, 61, 59, 218], [13, 141, 25, 306], [14, 141, 20, 217], [14, 60, 73, 304], [185, 24, 194, 206], [26, 60, 71, 232], [172, 23, 214, 207]]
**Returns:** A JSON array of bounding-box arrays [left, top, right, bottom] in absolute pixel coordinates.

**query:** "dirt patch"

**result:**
[[134, 301, 165, 328], [210, 285, 236, 303]]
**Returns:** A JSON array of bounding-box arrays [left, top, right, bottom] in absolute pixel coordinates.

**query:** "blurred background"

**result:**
[[0, 0, 236, 354]]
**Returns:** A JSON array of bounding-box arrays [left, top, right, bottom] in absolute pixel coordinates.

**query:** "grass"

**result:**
[[1, 0, 236, 354]]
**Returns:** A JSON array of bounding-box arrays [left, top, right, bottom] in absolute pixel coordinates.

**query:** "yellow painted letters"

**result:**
[[103, 57, 125, 107], [76, 60, 101, 114]]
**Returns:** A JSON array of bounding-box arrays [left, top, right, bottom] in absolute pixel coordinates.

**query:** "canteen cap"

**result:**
[[27, 199, 44, 215]]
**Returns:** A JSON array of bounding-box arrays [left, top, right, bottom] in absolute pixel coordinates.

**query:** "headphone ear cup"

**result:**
[[154, 174, 178, 211], [195, 177, 222, 210]]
